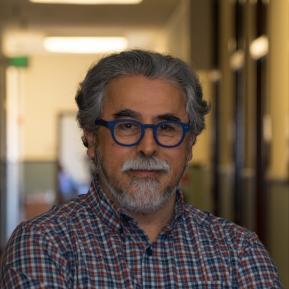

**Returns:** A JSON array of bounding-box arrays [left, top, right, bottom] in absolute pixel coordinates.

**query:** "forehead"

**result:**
[[101, 75, 187, 120]]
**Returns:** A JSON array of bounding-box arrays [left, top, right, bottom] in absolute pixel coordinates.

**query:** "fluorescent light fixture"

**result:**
[[43, 37, 128, 54], [30, 0, 142, 4], [250, 36, 269, 60]]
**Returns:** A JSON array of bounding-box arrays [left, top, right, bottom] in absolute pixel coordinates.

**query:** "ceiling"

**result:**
[[0, 0, 179, 30]]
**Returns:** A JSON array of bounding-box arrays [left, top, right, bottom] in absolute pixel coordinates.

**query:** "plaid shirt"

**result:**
[[1, 180, 282, 288]]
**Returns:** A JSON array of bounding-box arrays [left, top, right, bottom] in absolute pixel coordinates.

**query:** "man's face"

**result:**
[[88, 75, 193, 214]]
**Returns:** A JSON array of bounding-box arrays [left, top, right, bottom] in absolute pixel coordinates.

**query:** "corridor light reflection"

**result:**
[[43, 37, 128, 54], [250, 36, 269, 60], [30, 0, 142, 4]]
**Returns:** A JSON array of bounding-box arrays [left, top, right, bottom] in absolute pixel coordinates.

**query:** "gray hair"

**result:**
[[75, 49, 209, 145]]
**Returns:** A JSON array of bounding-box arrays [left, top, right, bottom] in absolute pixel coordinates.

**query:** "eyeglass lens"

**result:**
[[114, 121, 183, 146]]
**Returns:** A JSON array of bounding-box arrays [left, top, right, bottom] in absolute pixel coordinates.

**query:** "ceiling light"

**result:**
[[250, 36, 269, 60], [30, 0, 142, 4], [43, 37, 128, 54]]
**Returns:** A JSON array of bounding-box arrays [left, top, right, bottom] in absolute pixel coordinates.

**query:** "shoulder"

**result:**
[[183, 204, 257, 247], [181, 204, 282, 287], [181, 203, 270, 260], [5, 193, 96, 254], [0, 195, 95, 288]]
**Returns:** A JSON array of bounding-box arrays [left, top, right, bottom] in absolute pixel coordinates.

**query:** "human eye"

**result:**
[[116, 121, 139, 135], [158, 122, 182, 137], [159, 122, 178, 133]]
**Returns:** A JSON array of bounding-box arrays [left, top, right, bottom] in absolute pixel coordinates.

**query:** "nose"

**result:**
[[137, 128, 158, 157]]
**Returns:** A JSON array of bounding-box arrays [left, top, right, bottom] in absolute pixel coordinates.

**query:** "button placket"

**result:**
[[145, 245, 153, 257]]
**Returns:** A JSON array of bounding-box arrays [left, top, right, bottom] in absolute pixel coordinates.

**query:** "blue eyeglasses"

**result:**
[[95, 118, 191, 148]]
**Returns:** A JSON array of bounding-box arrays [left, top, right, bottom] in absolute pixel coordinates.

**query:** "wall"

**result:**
[[163, 0, 191, 63], [0, 27, 7, 248], [13, 55, 101, 223], [217, 1, 289, 287], [21, 54, 99, 161], [268, 0, 289, 180], [267, 0, 289, 286]]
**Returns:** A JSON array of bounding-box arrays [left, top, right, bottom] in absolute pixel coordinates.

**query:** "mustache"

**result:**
[[122, 157, 170, 172]]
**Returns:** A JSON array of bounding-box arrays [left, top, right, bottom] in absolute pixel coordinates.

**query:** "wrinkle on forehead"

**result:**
[[100, 75, 188, 122]]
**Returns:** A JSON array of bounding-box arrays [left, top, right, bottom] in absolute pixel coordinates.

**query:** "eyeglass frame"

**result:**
[[95, 118, 192, 148]]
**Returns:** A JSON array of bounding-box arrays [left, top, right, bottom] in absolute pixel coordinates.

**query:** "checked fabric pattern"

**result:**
[[0, 180, 282, 288]]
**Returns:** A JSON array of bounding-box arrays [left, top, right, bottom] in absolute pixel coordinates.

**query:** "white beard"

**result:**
[[94, 152, 177, 214]]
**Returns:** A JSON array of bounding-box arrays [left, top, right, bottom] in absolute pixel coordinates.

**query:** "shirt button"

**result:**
[[146, 246, 153, 256]]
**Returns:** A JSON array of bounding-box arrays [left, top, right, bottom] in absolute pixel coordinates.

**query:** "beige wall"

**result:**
[[163, 0, 191, 63], [192, 71, 212, 166], [267, 1, 289, 286], [219, 0, 234, 169], [268, 0, 289, 180], [21, 54, 99, 160]]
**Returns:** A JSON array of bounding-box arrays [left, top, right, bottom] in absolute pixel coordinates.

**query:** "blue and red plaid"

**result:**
[[0, 180, 282, 288]]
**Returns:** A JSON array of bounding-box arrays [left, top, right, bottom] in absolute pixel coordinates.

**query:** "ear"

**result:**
[[83, 129, 96, 159]]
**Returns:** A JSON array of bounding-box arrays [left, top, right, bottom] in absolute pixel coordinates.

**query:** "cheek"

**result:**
[[167, 147, 190, 173], [186, 145, 193, 162], [183, 138, 193, 163], [97, 129, 117, 158], [98, 140, 129, 172]]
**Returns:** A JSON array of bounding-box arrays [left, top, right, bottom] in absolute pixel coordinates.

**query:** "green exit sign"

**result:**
[[8, 56, 29, 68]]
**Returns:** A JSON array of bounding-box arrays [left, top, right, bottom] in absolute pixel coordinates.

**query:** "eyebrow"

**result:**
[[113, 109, 140, 119], [156, 114, 181, 122], [113, 109, 182, 122]]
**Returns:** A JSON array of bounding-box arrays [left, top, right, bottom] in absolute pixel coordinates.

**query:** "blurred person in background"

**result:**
[[0, 50, 282, 288], [57, 162, 79, 203], [57, 162, 89, 204]]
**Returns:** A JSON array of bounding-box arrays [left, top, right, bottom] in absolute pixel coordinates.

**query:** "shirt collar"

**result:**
[[87, 178, 123, 232]]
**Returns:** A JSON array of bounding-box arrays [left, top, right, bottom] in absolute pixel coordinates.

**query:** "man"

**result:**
[[0, 50, 281, 288]]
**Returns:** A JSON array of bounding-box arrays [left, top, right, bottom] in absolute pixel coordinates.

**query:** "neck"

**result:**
[[127, 193, 176, 243]]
